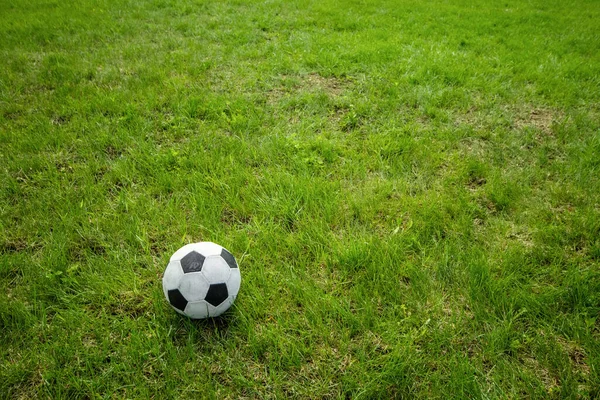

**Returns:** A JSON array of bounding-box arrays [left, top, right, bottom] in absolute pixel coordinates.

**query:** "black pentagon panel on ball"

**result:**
[[220, 248, 238, 268], [205, 283, 228, 306], [180, 251, 205, 273], [168, 289, 188, 312]]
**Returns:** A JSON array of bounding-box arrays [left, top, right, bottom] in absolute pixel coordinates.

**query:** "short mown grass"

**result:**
[[1, 0, 599, 398]]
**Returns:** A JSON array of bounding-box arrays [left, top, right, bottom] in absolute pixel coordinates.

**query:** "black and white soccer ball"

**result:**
[[162, 242, 241, 319]]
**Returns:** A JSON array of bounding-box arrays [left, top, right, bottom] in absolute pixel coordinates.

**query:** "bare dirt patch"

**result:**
[[267, 73, 350, 104], [513, 107, 565, 135], [455, 105, 566, 136], [506, 223, 534, 249], [523, 356, 559, 393], [303, 73, 346, 97], [556, 336, 590, 377], [453, 105, 490, 130]]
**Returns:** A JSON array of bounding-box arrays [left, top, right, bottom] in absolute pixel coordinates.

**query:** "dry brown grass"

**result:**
[[267, 73, 350, 105]]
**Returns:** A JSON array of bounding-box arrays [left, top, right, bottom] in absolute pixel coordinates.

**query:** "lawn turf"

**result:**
[[1, 0, 599, 398]]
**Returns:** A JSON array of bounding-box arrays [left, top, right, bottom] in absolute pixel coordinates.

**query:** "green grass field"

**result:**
[[1, 0, 599, 397]]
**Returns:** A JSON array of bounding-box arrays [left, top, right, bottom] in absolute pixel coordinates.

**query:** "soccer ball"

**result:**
[[162, 242, 241, 319]]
